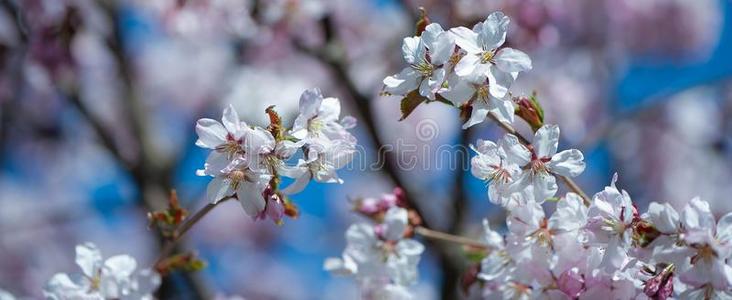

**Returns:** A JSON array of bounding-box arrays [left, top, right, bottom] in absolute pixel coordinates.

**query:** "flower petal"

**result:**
[[450, 26, 481, 54], [75, 242, 103, 278], [534, 124, 560, 158], [455, 53, 480, 77], [221, 104, 242, 137], [547, 149, 585, 177], [237, 181, 266, 217], [494, 48, 532, 73], [206, 177, 233, 203], [478, 11, 509, 50], [195, 119, 227, 149], [104, 255, 137, 279], [486, 65, 514, 98], [383, 67, 420, 95]]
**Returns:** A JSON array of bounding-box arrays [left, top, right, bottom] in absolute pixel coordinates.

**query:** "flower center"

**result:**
[[480, 51, 495, 64], [475, 85, 490, 102], [308, 118, 324, 135], [488, 164, 512, 184], [412, 61, 434, 76], [216, 140, 243, 159]]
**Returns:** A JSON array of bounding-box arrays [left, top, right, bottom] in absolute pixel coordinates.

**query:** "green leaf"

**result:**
[[399, 90, 428, 121]]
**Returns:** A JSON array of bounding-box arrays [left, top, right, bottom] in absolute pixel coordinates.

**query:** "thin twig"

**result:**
[[155, 196, 235, 266], [414, 226, 487, 249], [486, 111, 591, 204]]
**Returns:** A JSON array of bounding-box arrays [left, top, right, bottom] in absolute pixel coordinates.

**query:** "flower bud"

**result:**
[[461, 263, 481, 295], [643, 264, 674, 300], [514, 93, 544, 132], [558, 268, 584, 298], [415, 7, 430, 36]]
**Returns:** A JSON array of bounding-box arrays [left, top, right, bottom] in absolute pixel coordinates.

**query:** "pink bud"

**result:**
[[644, 265, 674, 300], [374, 224, 386, 240], [557, 268, 584, 298], [356, 197, 381, 215], [265, 195, 285, 225]]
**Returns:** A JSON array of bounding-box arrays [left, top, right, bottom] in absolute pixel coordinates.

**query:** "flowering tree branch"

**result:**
[[414, 226, 487, 249], [155, 196, 236, 268]]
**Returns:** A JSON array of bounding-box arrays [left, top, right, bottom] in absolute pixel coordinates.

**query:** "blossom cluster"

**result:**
[[351, 9, 732, 300], [43, 243, 160, 300], [466, 176, 732, 299], [324, 188, 425, 299], [195, 88, 357, 224], [383, 11, 532, 128]]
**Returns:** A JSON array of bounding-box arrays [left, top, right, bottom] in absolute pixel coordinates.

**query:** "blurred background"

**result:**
[[0, 0, 731, 299]]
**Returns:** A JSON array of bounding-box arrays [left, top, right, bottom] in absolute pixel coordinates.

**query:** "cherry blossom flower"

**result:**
[[450, 11, 532, 98], [202, 156, 272, 217], [470, 135, 528, 208], [325, 207, 423, 297], [441, 73, 515, 128], [584, 174, 635, 272], [512, 124, 586, 202], [43, 243, 160, 300], [281, 137, 355, 195], [383, 23, 455, 99], [290, 88, 356, 143]]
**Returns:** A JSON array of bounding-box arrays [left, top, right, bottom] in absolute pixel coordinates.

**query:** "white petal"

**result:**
[[383, 207, 408, 241], [383, 67, 420, 95], [340, 116, 357, 129], [547, 149, 585, 177], [44, 273, 85, 297], [345, 223, 377, 247], [549, 193, 588, 232], [486, 65, 514, 98], [494, 48, 532, 73], [104, 255, 137, 279], [282, 169, 312, 195], [488, 95, 515, 125], [717, 212, 732, 244], [319, 97, 341, 122], [454, 53, 480, 77], [681, 197, 716, 232], [450, 26, 482, 54], [441, 74, 475, 106], [195, 119, 227, 149], [531, 172, 558, 202], [462, 102, 489, 129], [323, 257, 357, 276], [237, 181, 266, 217], [647, 202, 680, 234], [401, 36, 422, 64], [478, 11, 509, 50], [221, 104, 242, 135], [534, 124, 560, 158], [298, 88, 323, 120], [500, 134, 531, 166], [428, 32, 454, 65], [75, 242, 103, 278], [206, 177, 233, 203]]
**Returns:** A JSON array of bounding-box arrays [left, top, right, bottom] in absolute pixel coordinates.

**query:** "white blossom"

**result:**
[[383, 23, 455, 99], [511, 125, 586, 202], [450, 11, 531, 98], [44, 243, 160, 300], [324, 207, 423, 297]]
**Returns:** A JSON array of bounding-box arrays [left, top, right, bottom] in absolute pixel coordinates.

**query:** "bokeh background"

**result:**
[[1, 0, 731, 299]]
